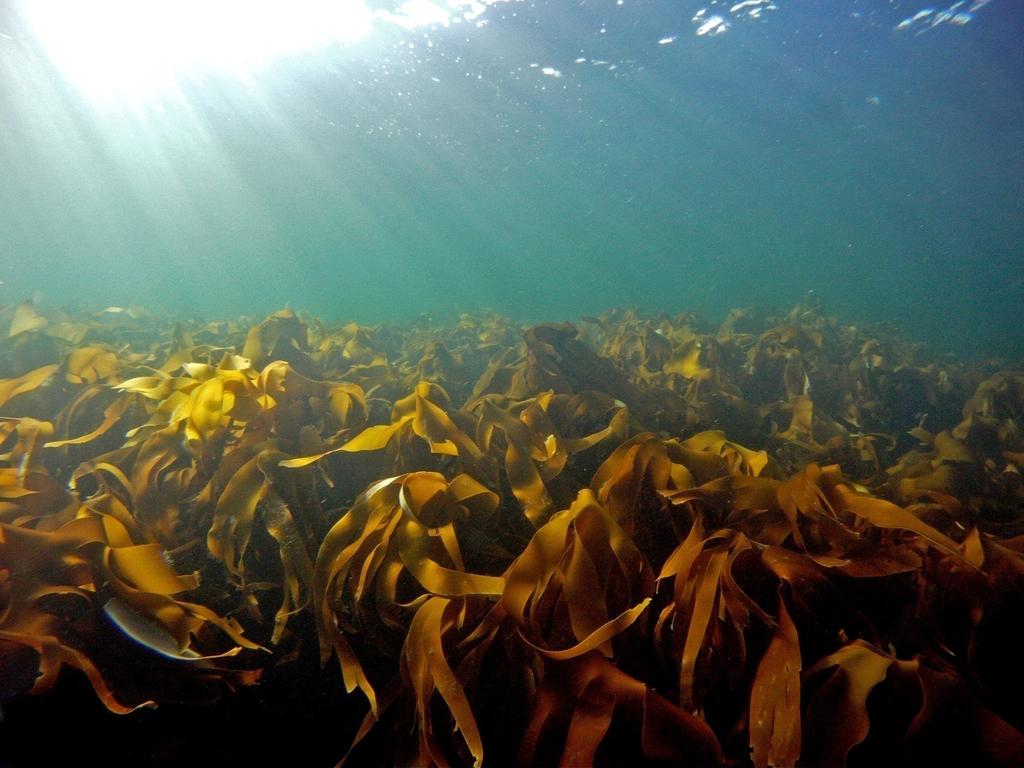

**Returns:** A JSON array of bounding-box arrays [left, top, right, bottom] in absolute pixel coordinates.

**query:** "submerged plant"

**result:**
[[0, 301, 1022, 766]]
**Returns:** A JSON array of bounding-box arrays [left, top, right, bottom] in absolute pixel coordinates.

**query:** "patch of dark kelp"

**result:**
[[1, 298, 1023, 767]]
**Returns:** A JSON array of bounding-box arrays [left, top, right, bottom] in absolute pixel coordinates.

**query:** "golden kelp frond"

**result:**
[[46, 387, 134, 450], [0, 503, 259, 713], [472, 395, 558, 525], [0, 515, 107, 705], [503, 489, 654, 660], [117, 354, 366, 456], [198, 446, 324, 643], [588, 429, 771, 568], [330, 381, 490, 478], [204, 449, 272, 583], [959, 371, 1024, 423], [116, 360, 253, 446], [717, 306, 769, 341], [591, 429, 765, 492], [749, 597, 801, 768], [62, 347, 119, 385], [471, 390, 628, 526], [406, 340, 460, 391], [677, 429, 773, 480], [96, 353, 370, 641], [261, 492, 315, 644], [1, 303, 133, 380], [886, 428, 973, 500], [928, 531, 1024, 733], [649, 458, 996, 757], [0, 365, 60, 411], [401, 596, 486, 768], [2, 418, 55, 482], [600, 319, 674, 373], [313, 472, 504, 714], [589, 433, 696, 567], [801, 642, 1006, 766], [655, 524, 769, 711], [885, 374, 1024, 531], [469, 344, 530, 400], [521, 323, 656, 414], [242, 308, 316, 376], [519, 652, 725, 766], [98, 522, 261, 658], [663, 337, 715, 381], [776, 394, 834, 449], [1, 421, 81, 532], [8, 301, 49, 338], [259, 361, 368, 447], [663, 461, 965, 570], [331, 322, 380, 367], [313, 322, 409, 399]]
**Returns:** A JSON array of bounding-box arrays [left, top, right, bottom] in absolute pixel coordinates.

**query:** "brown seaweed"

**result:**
[[1, 300, 1023, 766]]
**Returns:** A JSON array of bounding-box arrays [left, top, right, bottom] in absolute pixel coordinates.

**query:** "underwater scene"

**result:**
[[0, 1, 1022, 766]]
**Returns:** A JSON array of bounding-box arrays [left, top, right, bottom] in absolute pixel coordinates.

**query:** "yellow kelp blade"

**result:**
[[183, 377, 236, 443], [8, 301, 47, 336], [503, 489, 653, 659], [0, 365, 58, 409], [839, 487, 966, 561], [263, 493, 316, 644], [802, 641, 897, 766], [63, 347, 118, 384], [46, 394, 133, 448], [403, 597, 485, 768], [749, 597, 801, 768], [207, 454, 266, 580], [519, 652, 725, 766]]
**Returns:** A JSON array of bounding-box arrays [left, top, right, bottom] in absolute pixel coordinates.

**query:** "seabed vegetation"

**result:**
[[0, 297, 1022, 766]]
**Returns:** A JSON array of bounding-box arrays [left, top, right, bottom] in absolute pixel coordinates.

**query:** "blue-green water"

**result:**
[[1, 0, 1021, 355]]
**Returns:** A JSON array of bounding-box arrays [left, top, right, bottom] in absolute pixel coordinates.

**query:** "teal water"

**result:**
[[0, 0, 1021, 355]]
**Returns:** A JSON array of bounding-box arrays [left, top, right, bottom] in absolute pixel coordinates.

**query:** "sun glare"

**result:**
[[17, 0, 378, 107], [16, 1, 515, 109]]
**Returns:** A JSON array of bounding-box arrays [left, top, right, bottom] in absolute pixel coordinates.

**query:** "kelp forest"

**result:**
[[1, 297, 1022, 767]]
